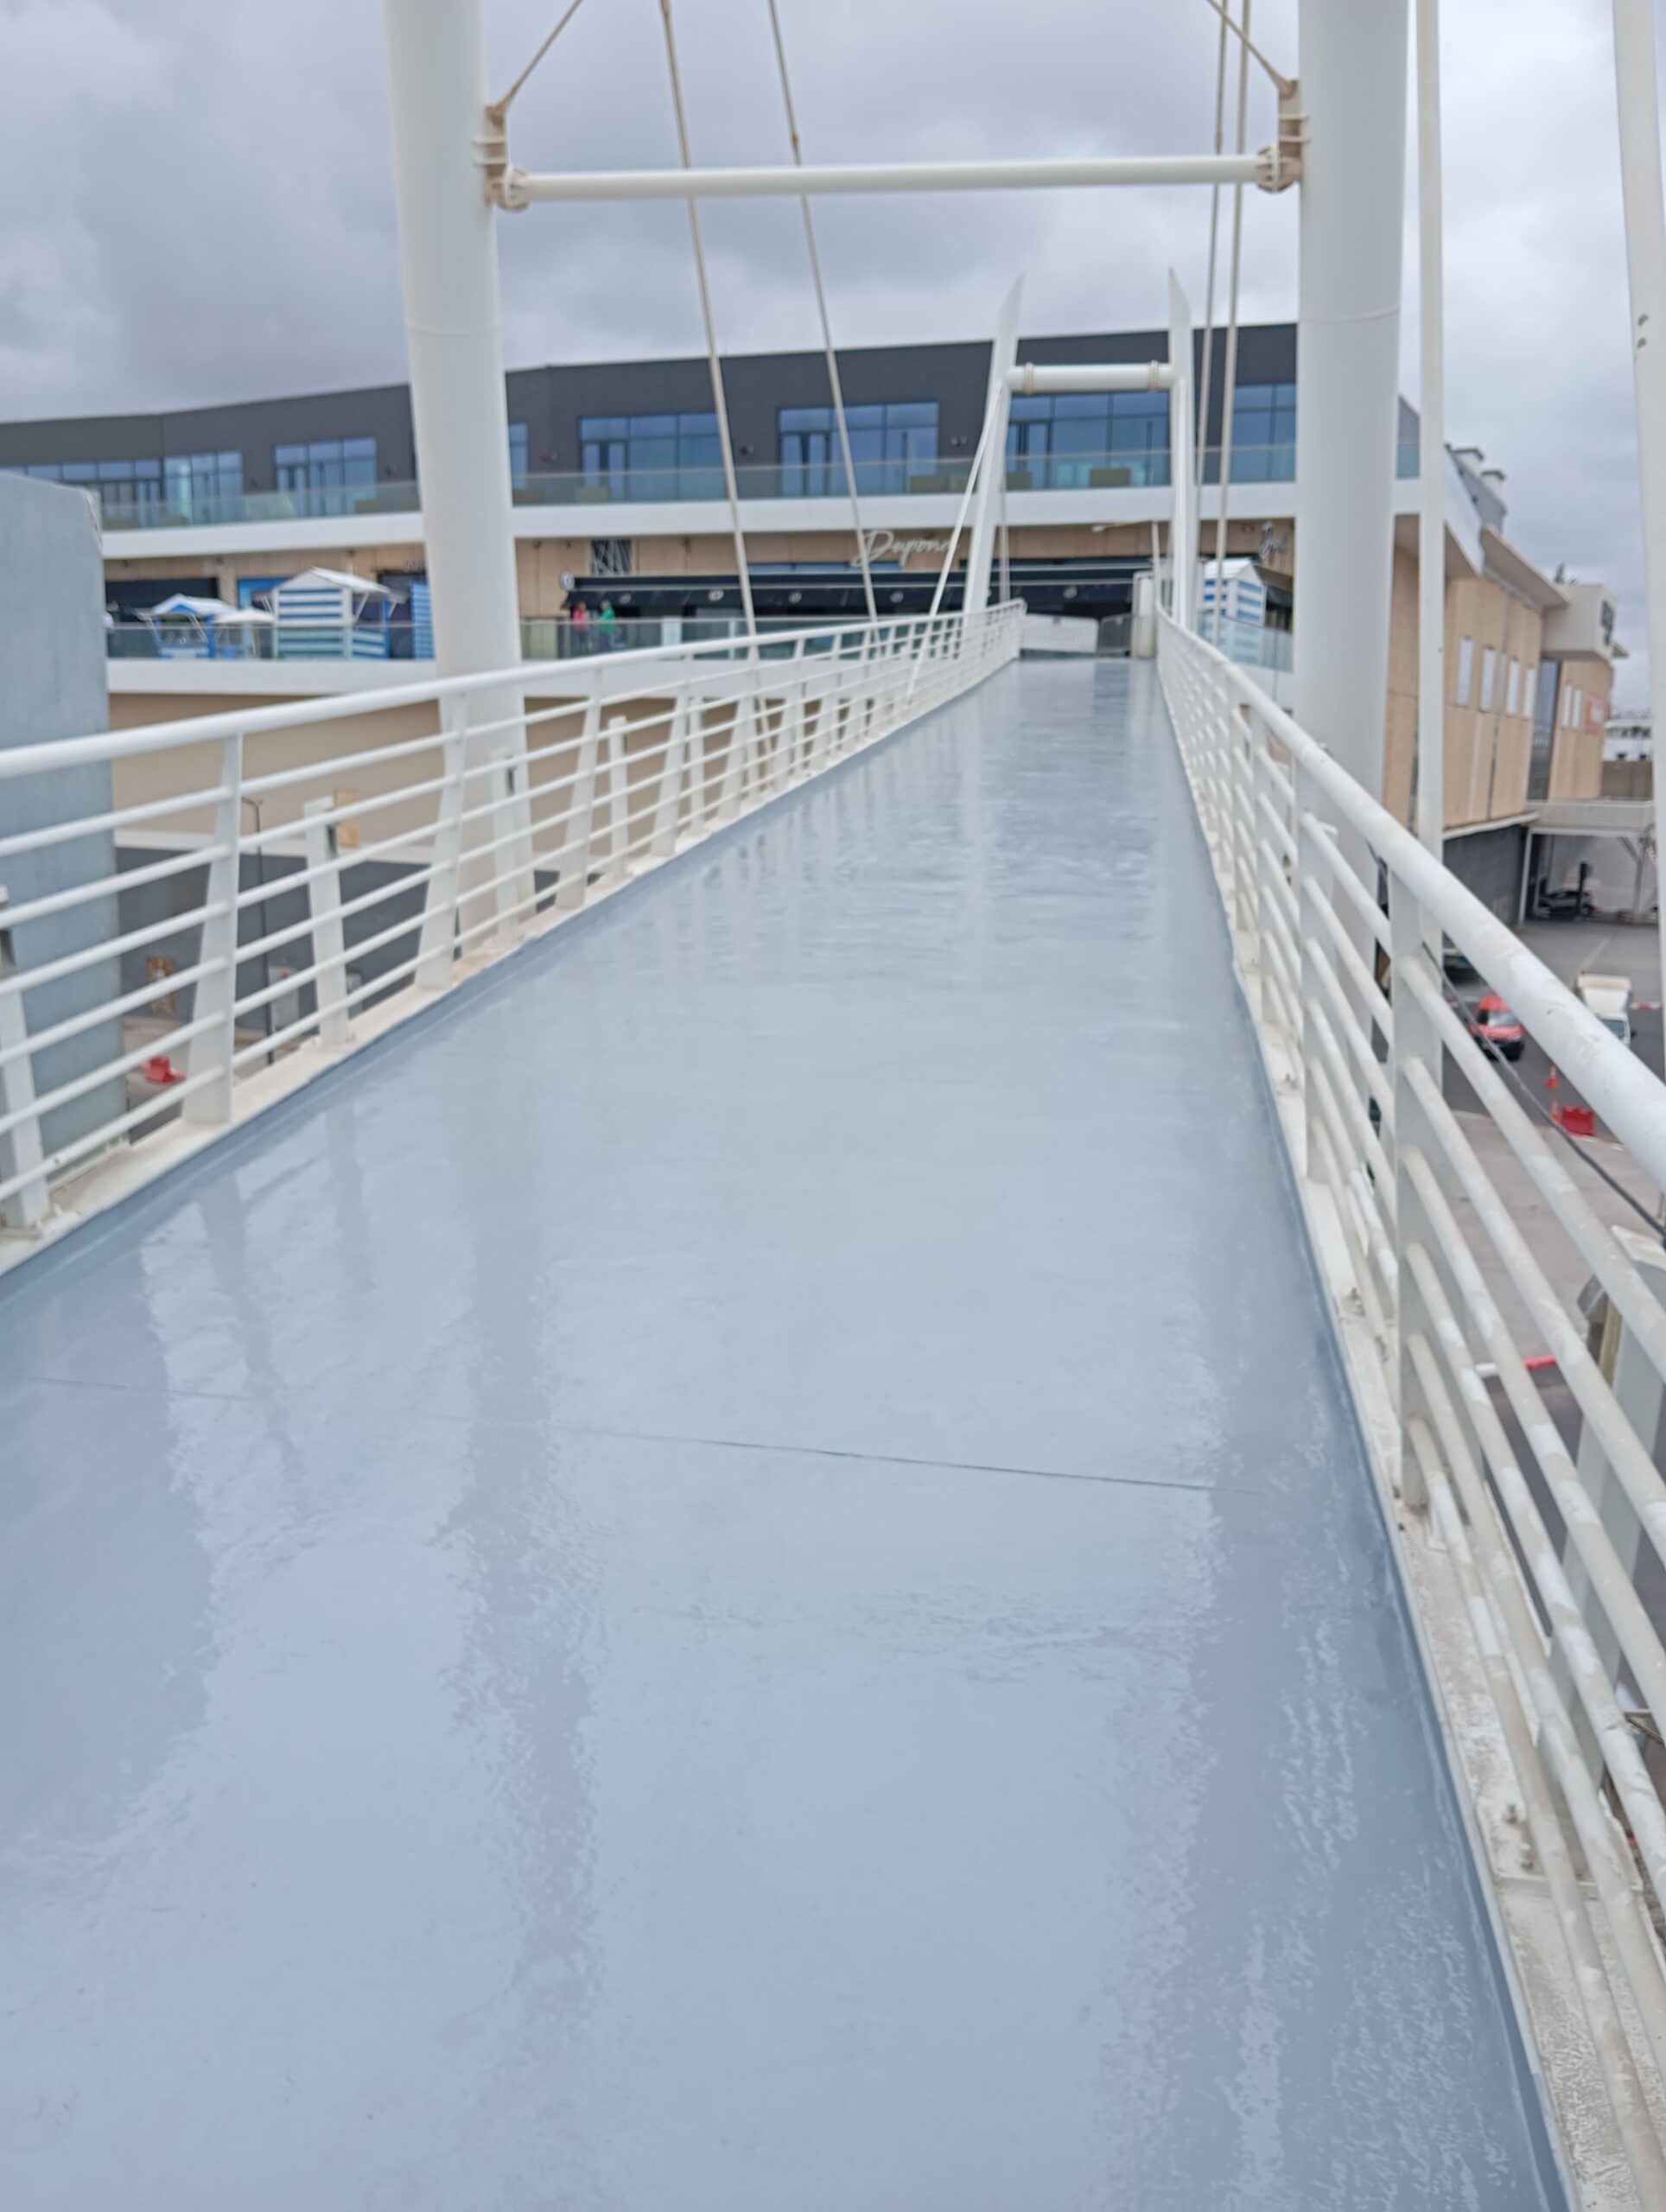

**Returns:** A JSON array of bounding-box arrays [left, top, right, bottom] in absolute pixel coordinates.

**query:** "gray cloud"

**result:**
[[0, 0, 1648, 699]]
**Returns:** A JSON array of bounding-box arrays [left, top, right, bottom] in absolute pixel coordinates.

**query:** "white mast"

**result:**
[[1415, 0, 1447, 861], [1291, 0, 1410, 802], [1609, 0, 1666, 1026], [381, 0, 523, 685]]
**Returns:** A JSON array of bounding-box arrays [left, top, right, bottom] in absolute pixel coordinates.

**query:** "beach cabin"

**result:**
[[266, 568, 396, 658], [142, 594, 276, 660]]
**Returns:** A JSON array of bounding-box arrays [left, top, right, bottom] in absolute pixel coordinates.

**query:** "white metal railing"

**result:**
[[1159, 608, 1666, 2202], [0, 604, 1020, 1249]]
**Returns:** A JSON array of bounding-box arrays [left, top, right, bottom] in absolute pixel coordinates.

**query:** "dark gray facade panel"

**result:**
[[0, 324, 1300, 486], [1444, 823, 1529, 924]]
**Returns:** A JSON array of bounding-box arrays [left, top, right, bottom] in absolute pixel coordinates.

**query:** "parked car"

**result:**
[[1468, 995, 1524, 1061]]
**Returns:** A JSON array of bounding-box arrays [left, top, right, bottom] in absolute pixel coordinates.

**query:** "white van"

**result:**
[[1577, 972, 1633, 1049]]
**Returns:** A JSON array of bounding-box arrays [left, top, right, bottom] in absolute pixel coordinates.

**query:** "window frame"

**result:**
[[1455, 637, 1475, 708]]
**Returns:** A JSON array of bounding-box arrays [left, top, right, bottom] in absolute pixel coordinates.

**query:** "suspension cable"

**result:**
[[1194, 0, 1230, 524], [1210, 0, 1251, 648], [492, 0, 589, 118], [1198, 0, 1291, 93], [764, 0, 878, 624], [927, 400, 1000, 620], [658, 0, 758, 641]]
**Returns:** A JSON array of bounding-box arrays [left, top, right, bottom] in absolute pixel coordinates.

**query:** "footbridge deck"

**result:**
[[1, 660, 1561, 2208]]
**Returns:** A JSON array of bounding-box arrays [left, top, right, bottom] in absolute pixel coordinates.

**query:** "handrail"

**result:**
[[1156, 604, 1666, 2194], [0, 611, 951, 779], [0, 604, 1021, 1251], [1178, 618, 1666, 1191]]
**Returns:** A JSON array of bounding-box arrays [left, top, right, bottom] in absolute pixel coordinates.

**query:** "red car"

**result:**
[[1469, 994, 1524, 1062]]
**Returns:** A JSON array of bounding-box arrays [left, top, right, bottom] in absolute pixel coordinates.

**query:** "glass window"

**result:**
[[1001, 391, 1167, 488], [509, 422, 529, 489], [780, 400, 939, 496], [274, 437, 377, 493], [1455, 637, 1474, 707], [1480, 645, 1497, 711], [1505, 657, 1520, 714], [1228, 382, 1297, 480], [1522, 664, 1537, 723], [580, 412, 721, 499], [164, 451, 243, 518], [6, 456, 167, 518], [1527, 661, 1557, 801]]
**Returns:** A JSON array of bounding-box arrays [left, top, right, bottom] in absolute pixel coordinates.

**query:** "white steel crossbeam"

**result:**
[[496, 152, 1273, 207]]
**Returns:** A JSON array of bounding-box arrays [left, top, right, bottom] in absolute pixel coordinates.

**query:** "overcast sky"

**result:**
[[0, 0, 1650, 700]]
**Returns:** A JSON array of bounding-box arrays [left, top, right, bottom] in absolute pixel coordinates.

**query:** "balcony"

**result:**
[[105, 616, 827, 665], [74, 444, 1421, 534]]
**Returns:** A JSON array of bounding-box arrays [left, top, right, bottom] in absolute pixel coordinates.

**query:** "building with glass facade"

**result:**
[[3, 317, 1618, 893]]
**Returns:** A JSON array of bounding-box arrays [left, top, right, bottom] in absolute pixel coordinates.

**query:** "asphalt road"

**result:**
[[1446, 915, 1664, 1126]]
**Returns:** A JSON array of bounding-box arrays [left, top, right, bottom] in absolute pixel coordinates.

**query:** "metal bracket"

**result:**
[[479, 107, 515, 208], [1257, 82, 1306, 193]]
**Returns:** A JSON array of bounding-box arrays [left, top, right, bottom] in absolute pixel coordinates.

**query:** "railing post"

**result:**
[[1230, 698, 1260, 954], [688, 698, 709, 828], [301, 798, 352, 1047], [601, 713, 631, 878], [854, 631, 876, 747], [1559, 1227, 1666, 1777], [555, 695, 600, 912], [718, 689, 754, 821], [1387, 864, 1441, 1508], [182, 729, 244, 1123], [1293, 766, 1333, 1185], [781, 677, 804, 785], [807, 688, 831, 775], [416, 698, 467, 987], [650, 694, 689, 859], [488, 747, 533, 947], [0, 890, 49, 1230], [1250, 733, 1289, 1046]]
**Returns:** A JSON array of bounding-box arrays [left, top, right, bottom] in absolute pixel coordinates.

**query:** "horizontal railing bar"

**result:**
[[0, 903, 232, 1002], [1400, 957, 1666, 1389], [0, 782, 230, 863], [1408, 1402, 1666, 2135], [0, 1061, 224, 1207], [1299, 810, 1393, 957], [0, 1010, 219, 1141], [235, 861, 442, 973], [1300, 870, 1394, 1042], [0, 953, 226, 1074], [234, 901, 429, 1020], [1403, 1227, 1666, 1800], [1402, 1065, 1666, 1575], [241, 780, 451, 858], [0, 613, 944, 780], [1307, 994, 1396, 1209], [0, 842, 227, 932], [1175, 621, 1666, 1184], [1400, 1293, 1666, 1909]]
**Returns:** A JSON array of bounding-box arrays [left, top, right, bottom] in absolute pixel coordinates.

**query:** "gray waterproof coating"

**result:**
[[0, 661, 1562, 2208]]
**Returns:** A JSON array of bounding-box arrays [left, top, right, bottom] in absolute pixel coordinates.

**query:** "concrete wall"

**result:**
[[1383, 554, 1547, 833], [0, 474, 122, 1169]]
